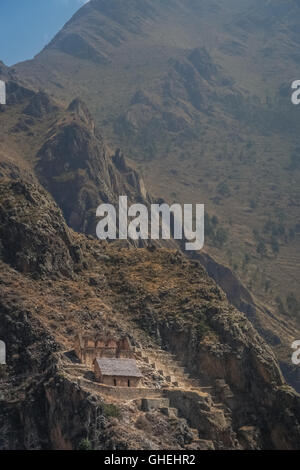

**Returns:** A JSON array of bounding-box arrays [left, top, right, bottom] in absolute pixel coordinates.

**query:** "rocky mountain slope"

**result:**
[[0, 177, 300, 449], [7, 0, 300, 389], [1, 74, 299, 393], [0, 78, 151, 238], [0, 2, 300, 448]]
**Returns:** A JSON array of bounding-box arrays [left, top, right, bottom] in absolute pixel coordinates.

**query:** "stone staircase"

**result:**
[[133, 346, 234, 424], [134, 347, 212, 393]]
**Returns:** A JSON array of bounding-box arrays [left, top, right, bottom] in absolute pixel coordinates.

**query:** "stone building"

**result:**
[[75, 334, 133, 367], [94, 358, 142, 387]]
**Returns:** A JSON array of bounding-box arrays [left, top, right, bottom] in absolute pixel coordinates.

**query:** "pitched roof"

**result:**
[[95, 358, 142, 378]]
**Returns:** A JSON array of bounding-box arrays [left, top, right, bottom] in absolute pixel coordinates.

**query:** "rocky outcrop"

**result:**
[[0, 180, 80, 277], [164, 389, 237, 449], [35, 101, 150, 235], [23, 91, 59, 118], [5, 81, 35, 107], [68, 98, 95, 133]]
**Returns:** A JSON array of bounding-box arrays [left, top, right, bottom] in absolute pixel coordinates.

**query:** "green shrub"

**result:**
[[103, 403, 121, 418], [78, 438, 92, 451], [257, 240, 267, 257]]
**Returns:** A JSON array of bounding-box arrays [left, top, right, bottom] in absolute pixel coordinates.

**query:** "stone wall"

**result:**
[[101, 376, 140, 387], [163, 389, 236, 447], [78, 378, 162, 400], [94, 368, 140, 387], [75, 335, 133, 366]]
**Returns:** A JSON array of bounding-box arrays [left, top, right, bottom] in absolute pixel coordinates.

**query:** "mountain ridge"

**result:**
[[1, 0, 300, 449], [9, 0, 300, 381]]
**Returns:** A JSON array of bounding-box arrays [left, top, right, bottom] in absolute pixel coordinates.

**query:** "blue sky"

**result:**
[[0, 0, 89, 66]]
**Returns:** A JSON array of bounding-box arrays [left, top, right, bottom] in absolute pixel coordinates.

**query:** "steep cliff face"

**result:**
[[0, 80, 151, 239], [0, 295, 130, 450], [35, 100, 150, 235], [0, 180, 80, 277]]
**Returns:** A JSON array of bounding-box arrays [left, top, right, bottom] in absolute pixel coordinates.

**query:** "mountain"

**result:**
[[10, 0, 300, 386], [1, 175, 300, 450], [0, 79, 152, 239], [1, 71, 300, 451], [1, 0, 300, 450]]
